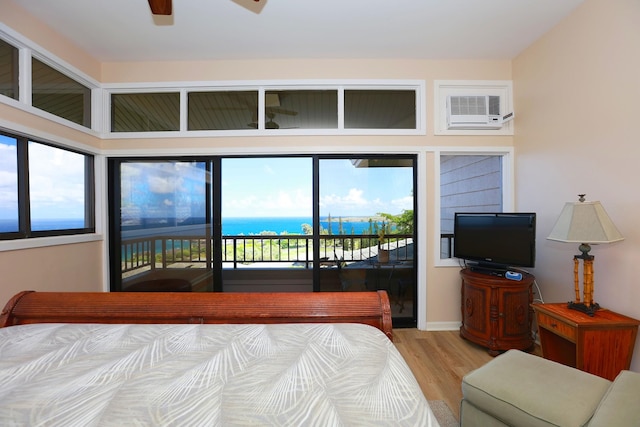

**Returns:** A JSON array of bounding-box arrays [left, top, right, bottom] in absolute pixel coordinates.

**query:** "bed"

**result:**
[[0, 290, 438, 426]]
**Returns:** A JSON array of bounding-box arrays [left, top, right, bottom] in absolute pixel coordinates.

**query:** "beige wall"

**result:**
[[0, 104, 102, 150], [513, 0, 640, 370], [3, 0, 100, 80], [0, 1, 517, 327], [0, 241, 104, 299]]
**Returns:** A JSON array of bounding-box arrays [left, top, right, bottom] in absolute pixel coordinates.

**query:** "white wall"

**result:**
[[514, 0, 640, 370]]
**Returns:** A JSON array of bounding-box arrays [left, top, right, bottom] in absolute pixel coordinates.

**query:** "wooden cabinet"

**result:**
[[460, 268, 534, 356], [533, 303, 640, 380]]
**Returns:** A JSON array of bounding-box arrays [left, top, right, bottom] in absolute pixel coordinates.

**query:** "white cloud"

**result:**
[[391, 195, 414, 212], [26, 143, 87, 218], [320, 187, 383, 215], [147, 175, 181, 194], [0, 144, 18, 214]]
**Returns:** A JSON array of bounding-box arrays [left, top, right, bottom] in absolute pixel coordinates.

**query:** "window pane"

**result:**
[[318, 156, 416, 325], [222, 157, 313, 221], [221, 157, 312, 276], [28, 142, 88, 231], [344, 90, 416, 129], [440, 155, 503, 259], [0, 135, 18, 233], [188, 91, 258, 130], [111, 93, 180, 132], [32, 58, 91, 127], [0, 39, 18, 100], [265, 90, 338, 129], [118, 161, 213, 292]]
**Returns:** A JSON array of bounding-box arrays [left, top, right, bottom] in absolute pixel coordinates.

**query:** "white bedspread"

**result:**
[[0, 323, 438, 426]]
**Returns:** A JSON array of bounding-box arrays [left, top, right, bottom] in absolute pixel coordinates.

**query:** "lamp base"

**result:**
[[567, 301, 600, 317]]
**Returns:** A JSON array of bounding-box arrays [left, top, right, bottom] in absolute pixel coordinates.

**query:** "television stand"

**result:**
[[460, 268, 535, 356]]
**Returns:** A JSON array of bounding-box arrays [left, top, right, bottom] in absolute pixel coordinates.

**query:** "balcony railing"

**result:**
[[121, 234, 414, 274]]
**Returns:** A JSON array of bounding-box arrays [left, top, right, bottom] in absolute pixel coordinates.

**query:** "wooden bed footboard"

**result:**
[[0, 290, 393, 340]]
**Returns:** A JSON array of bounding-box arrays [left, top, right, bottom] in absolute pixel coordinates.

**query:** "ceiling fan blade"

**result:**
[[232, 0, 267, 14], [148, 0, 172, 15]]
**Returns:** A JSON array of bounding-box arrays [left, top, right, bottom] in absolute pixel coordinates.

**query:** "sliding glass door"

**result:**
[[317, 156, 416, 324], [108, 154, 417, 326], [109, 159, 214, 292]]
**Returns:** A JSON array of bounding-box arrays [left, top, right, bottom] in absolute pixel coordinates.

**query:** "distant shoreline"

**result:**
[[325, 216, 384, 223], [223, 216, 385, 221], [1, 216, 389, 235]]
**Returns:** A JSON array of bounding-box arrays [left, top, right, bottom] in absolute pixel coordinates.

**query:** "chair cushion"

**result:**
[[462, 350, 611, 427], [588, 370, 640, 427]]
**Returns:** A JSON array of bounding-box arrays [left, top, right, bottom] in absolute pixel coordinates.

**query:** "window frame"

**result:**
[[433, 80, 514, 136], [0, 37, 19, 100], [1, 28, 426, 138], [434, 147, 515, 268], [0, 131, 97, 242], [102, 81, 426, 138], [31, 56, 92, 128]]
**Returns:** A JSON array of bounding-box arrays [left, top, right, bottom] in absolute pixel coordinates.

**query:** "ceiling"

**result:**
[[10, 0, 585, 62]]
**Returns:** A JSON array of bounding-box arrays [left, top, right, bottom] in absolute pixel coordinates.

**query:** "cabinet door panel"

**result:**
[[462, 283, 491, 340], [501, 288, 532, 337]]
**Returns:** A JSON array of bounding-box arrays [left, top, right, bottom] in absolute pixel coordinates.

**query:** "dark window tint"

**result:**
[[32, 58, 91, 127], [112, 92, 180, 132]]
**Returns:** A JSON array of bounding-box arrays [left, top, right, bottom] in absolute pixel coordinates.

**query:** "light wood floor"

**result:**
[[393, 329, 540, 420]]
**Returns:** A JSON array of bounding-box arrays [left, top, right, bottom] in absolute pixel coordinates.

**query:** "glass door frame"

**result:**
[[108, 154, 418, 327]]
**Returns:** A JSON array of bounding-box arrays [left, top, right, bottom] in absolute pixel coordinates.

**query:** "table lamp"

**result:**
[[547, 194, 624, 316]]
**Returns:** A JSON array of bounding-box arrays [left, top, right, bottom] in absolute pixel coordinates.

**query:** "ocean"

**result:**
[[223, 217, 376, 235], [0, 218, 85, 233], [1, 217, 379, 235]]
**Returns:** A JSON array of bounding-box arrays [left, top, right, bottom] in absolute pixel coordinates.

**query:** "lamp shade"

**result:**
[[547, 200, 624, 244]]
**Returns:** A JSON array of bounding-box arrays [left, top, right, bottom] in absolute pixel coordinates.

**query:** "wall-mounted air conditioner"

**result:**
[[446, 95, 514, 130]]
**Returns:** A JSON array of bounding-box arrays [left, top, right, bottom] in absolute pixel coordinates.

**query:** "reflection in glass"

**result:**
[[188, 91, 258, 130], [112, 93, 180, 132], [32, 58, 91, 127], [0, 135, 18, 232], [119, 161, 213, 292], [0, 39, 18, 100], [264, 90, 338, 129], [344, 90, 416, 129]]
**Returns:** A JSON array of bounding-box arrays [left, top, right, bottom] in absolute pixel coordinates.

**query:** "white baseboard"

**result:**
[[422, 321, 461, 331]]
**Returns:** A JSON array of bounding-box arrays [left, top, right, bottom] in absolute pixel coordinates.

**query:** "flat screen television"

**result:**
[[453, 212, 536, 270]]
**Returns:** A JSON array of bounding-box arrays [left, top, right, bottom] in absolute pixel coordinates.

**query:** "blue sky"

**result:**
[[222, 157, 413, 217], [1, 141, 413, 220], [0, 135, 86, 221]]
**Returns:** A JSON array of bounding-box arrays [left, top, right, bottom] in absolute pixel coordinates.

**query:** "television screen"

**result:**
[[453, 212, 536, 269]]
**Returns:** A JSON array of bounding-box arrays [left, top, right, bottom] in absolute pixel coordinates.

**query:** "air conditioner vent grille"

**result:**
[[450, 96, 488, 115]]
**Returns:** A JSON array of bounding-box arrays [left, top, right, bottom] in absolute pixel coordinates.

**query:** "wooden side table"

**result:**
[[533, 303, 640, 380]]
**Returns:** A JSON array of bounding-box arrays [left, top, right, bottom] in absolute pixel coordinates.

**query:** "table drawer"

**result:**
[[537, 312, 576, 341]]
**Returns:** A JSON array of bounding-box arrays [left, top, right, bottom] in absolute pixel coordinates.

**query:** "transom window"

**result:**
[[110, 87, 420, 134], [0, 38, 18, 101], [31, 57, 92, 127], [0, 30, 424, 136]]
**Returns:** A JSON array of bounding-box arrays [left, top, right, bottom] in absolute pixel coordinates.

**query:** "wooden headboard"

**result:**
[[0, 290, 393, 340]]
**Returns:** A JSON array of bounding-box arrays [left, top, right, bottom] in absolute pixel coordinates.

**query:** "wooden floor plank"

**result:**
[[393, 329, 500, 420]]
